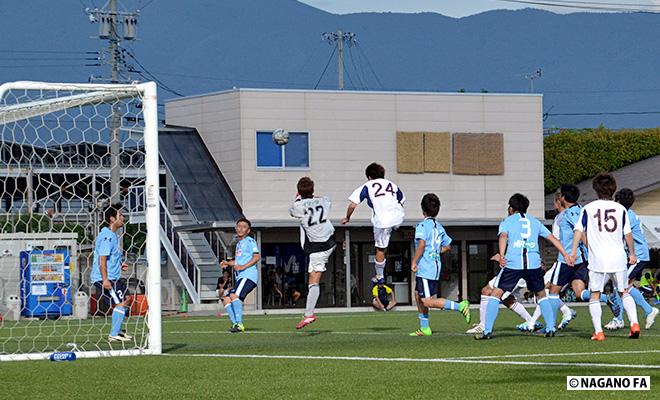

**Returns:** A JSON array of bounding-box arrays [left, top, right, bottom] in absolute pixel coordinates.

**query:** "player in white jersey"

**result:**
[[571, 173, 640, 341], [290, 177, 336, 329], [341, 163, 405, 282]]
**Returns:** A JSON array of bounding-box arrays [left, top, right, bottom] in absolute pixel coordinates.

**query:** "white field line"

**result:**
[[162, 353, 660, 369]]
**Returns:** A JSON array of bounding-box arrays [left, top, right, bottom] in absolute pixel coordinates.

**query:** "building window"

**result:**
[[256, 131, 309, 169]]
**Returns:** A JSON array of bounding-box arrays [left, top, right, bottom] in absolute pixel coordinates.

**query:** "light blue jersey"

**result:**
[[235, 236, 260, 283], [628, 209, 650, 262], [414, 218, 452, 280], [498, 213, 551, 270], [91, 227, 122, 282], [557, 204, 587, 264]]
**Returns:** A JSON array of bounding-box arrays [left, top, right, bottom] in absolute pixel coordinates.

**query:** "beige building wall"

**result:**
[[167, 89, 545, 224], [634, 188, 660, 216]]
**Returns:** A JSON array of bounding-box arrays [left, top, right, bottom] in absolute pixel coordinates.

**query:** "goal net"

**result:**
[[0, 81, 161, 361]]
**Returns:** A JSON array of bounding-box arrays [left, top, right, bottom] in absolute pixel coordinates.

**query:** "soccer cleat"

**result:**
[[516, 322, 534, 332], [118, 330, 133, 340], [458, 300, 471, 324], [606, 293, 621, 317], [544, 329, 556, 337], [229, 323, 244, 333], [295, 315, 317, 329], [474, 332, 492, 340], [409, 327, 432, 337], [108, 334, 131, 342], [645, 307, 659, 329], [558, 309, 577, 330], [591, 331, 605, 341], [604, 318, 624, 330], [466, 324, 484, 334], [629, 323, 641, 339]]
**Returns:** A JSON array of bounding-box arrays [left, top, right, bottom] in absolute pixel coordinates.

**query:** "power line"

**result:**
[[123, 49, 185, 97], [497, 0, 659, 12], [0, 49, 94, 55], [347, 45, 367, 90], [354, 43, 384, 90], [546, 110, 660, 116], [314, 46, 337, 90]]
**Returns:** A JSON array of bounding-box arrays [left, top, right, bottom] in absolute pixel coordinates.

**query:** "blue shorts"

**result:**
[[494, 268, 545, 293], [230, 278, 257, 301], [415, 277, 439, 299], [627, 260, 650, 282], [549, 262, 588, 287], [94, 278, 129, 308]]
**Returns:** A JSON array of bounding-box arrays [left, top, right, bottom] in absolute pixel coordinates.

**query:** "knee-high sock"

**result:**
[[231, 299, 243, 324], [589, 300, 603, 333], [621, 293, 639, 325], [612, 291, 624, 320], [547, 294, 561, 326], [484, 297, 501, 334], [443, 300, 459, 311], [305, 284, 320, 317], [509, 302, 532, 323], [224, 302, 237, 325], [374, 260, 386, 278], [479, 295, 488, 326], [559, 301, 572, 319], [580, 289, 612, 305], [418, 313, 429, 329], [530, 304, 542, 324], [629, 287, 654, 316], [539, 297, 555, 332], [110, 306, 126, 336]]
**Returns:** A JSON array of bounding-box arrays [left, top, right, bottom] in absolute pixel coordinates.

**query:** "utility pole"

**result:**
[[322, 29, 356, 90], [523, 68, 542, 93], [86, 2, 139, 204]]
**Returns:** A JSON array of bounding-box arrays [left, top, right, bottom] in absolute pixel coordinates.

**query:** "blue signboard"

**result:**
[[20, 249, 72, 318]]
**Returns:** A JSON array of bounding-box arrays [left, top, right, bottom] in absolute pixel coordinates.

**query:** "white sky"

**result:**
[[299, 0, 660, 18]]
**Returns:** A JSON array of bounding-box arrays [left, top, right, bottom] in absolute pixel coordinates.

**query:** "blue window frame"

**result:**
[[256, 131, 309, 169]]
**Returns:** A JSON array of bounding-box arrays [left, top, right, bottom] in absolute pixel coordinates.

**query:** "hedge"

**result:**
[[544, 127, 660, 194]]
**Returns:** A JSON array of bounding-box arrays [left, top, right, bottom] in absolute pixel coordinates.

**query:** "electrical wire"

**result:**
[[314, 46, 337, 90], [354, 43, 384, 89], [497, 0, 659, 12]]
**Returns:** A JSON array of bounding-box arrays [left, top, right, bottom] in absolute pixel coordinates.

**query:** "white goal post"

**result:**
[[0, 81, 161, 361]]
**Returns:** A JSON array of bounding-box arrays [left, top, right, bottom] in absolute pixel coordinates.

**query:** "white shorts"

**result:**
[[488, 276, 526, 300], [373, 227, 394, 249], [308, 245, 336, 273], [588, 270, 627, 293]]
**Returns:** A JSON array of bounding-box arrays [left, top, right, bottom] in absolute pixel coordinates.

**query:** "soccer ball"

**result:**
[[272, 129, 289, 145]]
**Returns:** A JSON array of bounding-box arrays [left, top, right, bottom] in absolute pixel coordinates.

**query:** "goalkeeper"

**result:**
[[91, 203, 132, 342]]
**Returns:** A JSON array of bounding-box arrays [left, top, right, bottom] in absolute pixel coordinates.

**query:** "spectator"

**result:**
[[372, 278, 397, 311]]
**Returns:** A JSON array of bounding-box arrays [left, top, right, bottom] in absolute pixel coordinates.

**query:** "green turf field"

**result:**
[[1, 308, 659, 399]]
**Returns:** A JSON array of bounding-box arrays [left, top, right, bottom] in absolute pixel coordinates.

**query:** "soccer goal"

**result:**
[[0, 81, 161, 361]]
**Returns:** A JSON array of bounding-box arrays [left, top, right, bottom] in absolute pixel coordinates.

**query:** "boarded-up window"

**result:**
[[396, 131, 424, 173], [423, 132, 450, 173], [478, 133, 504, 175], [453, 133, 504, 175]]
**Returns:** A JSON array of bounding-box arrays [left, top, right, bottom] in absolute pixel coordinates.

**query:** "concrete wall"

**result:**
[[167, 89, 545, 223], [634, 188, 660, 216]]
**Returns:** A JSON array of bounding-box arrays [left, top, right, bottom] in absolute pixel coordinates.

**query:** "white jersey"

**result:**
[[289, 197, 335, 253], [552, 210, 564, 239], [574, 199, 631, 273], [348, 178, 405, 228]]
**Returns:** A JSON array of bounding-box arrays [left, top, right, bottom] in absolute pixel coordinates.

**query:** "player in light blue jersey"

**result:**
[[546, 184, 590, 330], [409, 193, 470, 337], [91, 203, 132, 342], [220, 218, 261, 333], [476, 193, 572, 340], [612, 189, 659, 329]]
